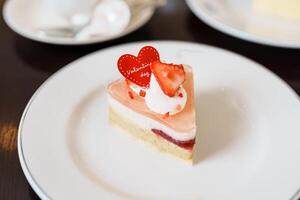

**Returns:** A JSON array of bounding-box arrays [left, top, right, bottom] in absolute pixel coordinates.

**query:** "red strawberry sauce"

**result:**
[[151, 129, 195, 150]]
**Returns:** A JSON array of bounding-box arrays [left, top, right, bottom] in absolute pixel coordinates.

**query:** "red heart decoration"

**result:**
[[117, 46, 160, 87]]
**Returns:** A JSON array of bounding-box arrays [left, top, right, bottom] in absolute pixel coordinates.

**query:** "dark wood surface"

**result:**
[[0, 0, 300, 199]]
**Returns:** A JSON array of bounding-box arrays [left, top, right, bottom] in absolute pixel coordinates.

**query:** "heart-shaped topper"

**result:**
[[117, 46, 160, 87]]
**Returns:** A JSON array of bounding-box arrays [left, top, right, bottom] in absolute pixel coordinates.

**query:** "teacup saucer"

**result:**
[[3, 0, 155, 45]]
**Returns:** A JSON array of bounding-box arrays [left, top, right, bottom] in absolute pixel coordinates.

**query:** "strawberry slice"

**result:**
[[150, 61, 185, 97], [139, 90, 146, 97]]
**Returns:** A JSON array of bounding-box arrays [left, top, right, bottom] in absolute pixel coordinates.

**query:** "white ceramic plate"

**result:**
[[3, 0, 154, 45], [18, 41, 300, 199], [185, 0, 300, 48]]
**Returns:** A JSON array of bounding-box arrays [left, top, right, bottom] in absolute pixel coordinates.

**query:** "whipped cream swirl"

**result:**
[[129, 83, 145, 96], [144, 74, 187, 115]]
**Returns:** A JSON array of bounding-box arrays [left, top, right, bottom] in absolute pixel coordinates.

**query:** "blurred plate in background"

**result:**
[[186, 0, 300, 48]]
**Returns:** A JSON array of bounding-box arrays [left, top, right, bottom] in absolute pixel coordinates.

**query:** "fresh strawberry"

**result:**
[[150, 61, 185, 97], [162, 112, 170, 119], [139, 90, 146, 97], [128, 91, 134, 99]]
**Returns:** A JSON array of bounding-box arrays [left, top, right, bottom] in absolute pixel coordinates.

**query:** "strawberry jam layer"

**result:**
[[151, 129, 195, 150]]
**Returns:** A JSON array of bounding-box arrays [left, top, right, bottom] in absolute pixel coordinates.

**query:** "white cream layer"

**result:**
[[108, 94, 196, 141]]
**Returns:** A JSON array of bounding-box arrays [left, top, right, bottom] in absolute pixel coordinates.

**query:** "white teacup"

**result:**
[[40, 0, 99, 18]]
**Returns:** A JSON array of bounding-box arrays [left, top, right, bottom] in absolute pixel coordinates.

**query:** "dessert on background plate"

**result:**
[[107, 46, 197, 161], [253, 0, 300, 22]]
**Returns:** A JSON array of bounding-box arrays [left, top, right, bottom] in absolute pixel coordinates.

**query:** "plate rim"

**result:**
[[18, 95, 51, 200], [17, 40, 300, 199], [185, 0, 300, 49], [2, 0, 155, 45]]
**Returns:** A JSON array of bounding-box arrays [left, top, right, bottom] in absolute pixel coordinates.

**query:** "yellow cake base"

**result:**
[[109, 106, 193, 161]]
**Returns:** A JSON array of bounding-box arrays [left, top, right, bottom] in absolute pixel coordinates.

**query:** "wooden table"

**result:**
[[0, 0, 299, 199]]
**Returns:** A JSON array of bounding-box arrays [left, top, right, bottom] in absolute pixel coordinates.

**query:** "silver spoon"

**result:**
[[36, 13, 92, 38]]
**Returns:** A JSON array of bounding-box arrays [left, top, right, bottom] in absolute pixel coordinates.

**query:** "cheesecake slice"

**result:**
[[107, 46, 197, 161], [108, 63, 196, 161]]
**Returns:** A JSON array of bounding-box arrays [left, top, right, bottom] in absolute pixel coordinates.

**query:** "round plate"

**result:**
[[3, 0, 154, 45], [18, 41, 300, 199], [186, 0, 300, 48]]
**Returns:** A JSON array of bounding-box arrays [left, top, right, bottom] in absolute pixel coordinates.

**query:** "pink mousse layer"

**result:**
[[108, 66, 196, 134]]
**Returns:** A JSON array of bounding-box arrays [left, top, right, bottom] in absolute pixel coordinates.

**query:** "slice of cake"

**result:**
[[107, 46, 196, 161], [253, 0, 300, 22]]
